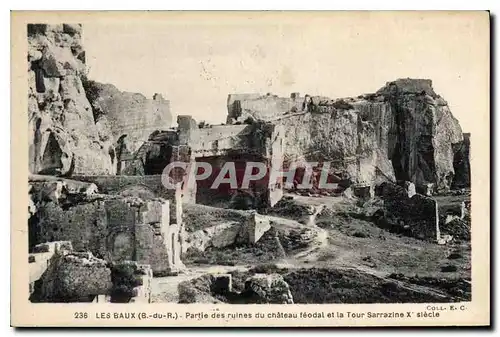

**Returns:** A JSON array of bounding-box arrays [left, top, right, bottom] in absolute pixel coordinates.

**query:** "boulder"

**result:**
[[209, 222, 242, 248], [30, 250, 112, 302], [243, 274, 294, 304]]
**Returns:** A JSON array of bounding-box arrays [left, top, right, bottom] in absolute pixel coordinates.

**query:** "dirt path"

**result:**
[[294, 227, 328, 260]]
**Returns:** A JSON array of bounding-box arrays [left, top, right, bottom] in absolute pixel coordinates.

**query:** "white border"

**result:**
[[3, 1, 498, 336]]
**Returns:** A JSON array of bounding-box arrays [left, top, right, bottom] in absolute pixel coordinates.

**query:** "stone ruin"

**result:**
[[25, 23, 472, 304], [374, 182, 441, 241], [29, 241, 154, 303], [178, 272, 294, 304], [224, 80, 470, 194], [29, 175, 185, 274]]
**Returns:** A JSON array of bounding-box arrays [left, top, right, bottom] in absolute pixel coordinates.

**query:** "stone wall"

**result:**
[[28, 24, 114, 175], [30, 178, 184, 274], [195, 125, 252, 157], [376, 182, 440, 241], [83, 81, 172, 154], [182, 204, 271, 252], [227, 79, 466, 191], [70, 174, 194, 205], [226, 93, 304, 123], [174, 117, 284, 208], [30, 249, 112, 302]]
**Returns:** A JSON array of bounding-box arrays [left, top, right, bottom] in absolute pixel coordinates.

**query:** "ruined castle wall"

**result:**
[[227, 93, 303, 123], [134, 224, 172, 273], [182, 204, 271, 252], [196, 125, 251, 155], [70, 175, 183, 202], [135, 200, 184, 273], [228, 79, 465, 191], [33, 200, 108, 255], [84, 82, 172, 154], [32, 195, 181, 273], [197, 124, 249, 142]]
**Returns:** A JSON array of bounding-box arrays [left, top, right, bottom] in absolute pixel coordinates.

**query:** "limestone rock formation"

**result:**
[[28, 24, 114, 176], [451, 133, 471, 189], [82, 80, 172, 155], [243, 274, 294, 304], [227, 79, 466, 191], [377, 79, 464, 192]]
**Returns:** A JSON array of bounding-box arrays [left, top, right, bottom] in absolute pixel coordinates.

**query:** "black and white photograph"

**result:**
[[10, 10, 490, 327]]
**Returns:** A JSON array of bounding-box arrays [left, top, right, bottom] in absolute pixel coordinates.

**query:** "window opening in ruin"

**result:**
[[31, 60, 46, 93]]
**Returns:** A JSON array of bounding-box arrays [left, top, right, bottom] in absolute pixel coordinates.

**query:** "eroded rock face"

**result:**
[[243, 273, 294, 304], [28, 24, 114, 176], [83, 81, 172, 155], [227, 79, 466, 191], [377, 79, 464, 192], [452, 133, 471, 189]]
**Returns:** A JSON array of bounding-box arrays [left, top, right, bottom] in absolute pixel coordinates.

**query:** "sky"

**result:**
[[82, 12, 489, 131]]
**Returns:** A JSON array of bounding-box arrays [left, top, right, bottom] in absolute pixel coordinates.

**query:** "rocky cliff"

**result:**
[[451, 133, 471, 189], [27, 24, 172, 176], [28, 24, 115, 176], [227, 79, 466, 191], [83, 81, 172, 155]]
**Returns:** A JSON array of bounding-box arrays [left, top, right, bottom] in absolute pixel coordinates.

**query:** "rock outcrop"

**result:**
[[243, 274, 294, 304], [27, 24, 172, 176], [82, 81, 172, 155], [377, 79, 464, 192], [28, 24, 115, 176], [451, 133, 471, 189], [30, 248, 112, 302], [227, 79, 466, 191]]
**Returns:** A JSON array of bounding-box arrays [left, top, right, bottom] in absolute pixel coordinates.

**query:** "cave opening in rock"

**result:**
[[31, 60, 46, 93], [40, 132, 63, 174], [143, 143, 173, 175]]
